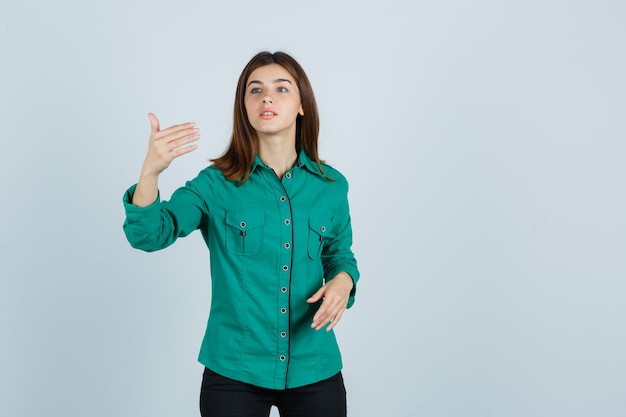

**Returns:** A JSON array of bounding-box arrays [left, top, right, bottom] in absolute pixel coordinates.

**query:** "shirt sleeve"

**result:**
[[122, 180, 208, 252], [321, 181, 360, 309]]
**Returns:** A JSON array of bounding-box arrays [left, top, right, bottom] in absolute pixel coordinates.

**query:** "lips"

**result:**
[[260, 109, 277, 120]]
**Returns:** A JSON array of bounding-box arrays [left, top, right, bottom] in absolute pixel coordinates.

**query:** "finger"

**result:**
[[325, 309, 345, 332], [312, 300, 337, 330], [306, 286, 325, 304], [311, 301, 326, 329], [170, 143, 198, 158], [149, 130, 197, 152], [151, 129, 199, 154], [148, 113, 160, 134], [164, 132, 200, 152], [156, 122, 197, 139], [324, 301, 348, 331], [312, 294, 348, 330], [149, 132, 199, 163], [313, 310, 336, 331]]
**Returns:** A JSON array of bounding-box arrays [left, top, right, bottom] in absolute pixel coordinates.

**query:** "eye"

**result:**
[[250, 87, 262, 94], [277, 86, 288, 93]]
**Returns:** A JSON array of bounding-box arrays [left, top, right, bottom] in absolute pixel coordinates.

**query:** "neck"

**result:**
[[257, 133, 298, 179]]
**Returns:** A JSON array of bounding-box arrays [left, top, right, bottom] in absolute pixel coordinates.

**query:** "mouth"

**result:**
[[260, 110, 277, 120]]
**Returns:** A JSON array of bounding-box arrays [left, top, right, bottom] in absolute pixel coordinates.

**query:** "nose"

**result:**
[[263, 95, 274, 104]]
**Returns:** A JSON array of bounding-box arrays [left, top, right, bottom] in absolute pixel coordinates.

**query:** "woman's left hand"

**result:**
[[307, 272, 354, 331]]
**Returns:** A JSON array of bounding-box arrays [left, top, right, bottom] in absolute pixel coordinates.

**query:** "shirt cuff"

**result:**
[[123, 184, 162, 224]]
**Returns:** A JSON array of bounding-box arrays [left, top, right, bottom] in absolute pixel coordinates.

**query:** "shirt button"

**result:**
[[285, 172, 292, 179], [284, 242, 291, 249], [280, 332, 287, 338], [280, 196, 287, 202], [281, 308, 287, 314], [284, 219, 291, 226], [280, 355, 286, 361], [282, 265, 289, 271], [240, 221, 247, 228], [320, 226, 326, 232], [281, 287, 287, 293]]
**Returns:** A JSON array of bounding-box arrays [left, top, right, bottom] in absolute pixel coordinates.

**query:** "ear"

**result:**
[[299, 104, 304, 116]]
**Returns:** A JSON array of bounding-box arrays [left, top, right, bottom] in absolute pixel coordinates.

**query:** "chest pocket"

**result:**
[[225, 210, 265, 256], [307, 215, 332, 260]]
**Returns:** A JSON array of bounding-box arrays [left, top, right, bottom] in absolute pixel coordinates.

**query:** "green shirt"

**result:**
[[122, 150, 359, 389]]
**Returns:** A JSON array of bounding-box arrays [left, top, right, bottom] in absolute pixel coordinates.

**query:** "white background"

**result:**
[[1, 1, 625, 416]]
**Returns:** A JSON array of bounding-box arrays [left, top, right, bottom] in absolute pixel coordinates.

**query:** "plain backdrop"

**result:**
[[1, 1, 625, 416]]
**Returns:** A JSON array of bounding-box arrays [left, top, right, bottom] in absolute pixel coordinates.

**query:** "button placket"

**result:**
[[275, 183, 293, 372]]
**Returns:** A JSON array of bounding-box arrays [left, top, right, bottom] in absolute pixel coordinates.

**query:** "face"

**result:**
[[244, 63, 304, 139]]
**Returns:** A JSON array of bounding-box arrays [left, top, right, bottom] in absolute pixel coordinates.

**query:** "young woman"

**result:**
[[123, 51, 359, 417]]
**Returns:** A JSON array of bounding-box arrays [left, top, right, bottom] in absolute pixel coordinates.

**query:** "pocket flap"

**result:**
[[308, 215, 332, 238], [225, 210, 265, 232]]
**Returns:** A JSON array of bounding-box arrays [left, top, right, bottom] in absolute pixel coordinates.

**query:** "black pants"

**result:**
[[199, 368, 347, 417]]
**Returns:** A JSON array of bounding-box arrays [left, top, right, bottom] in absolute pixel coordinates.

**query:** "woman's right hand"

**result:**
[[132, 113, 200, 207], [141, 113, 200, 176]]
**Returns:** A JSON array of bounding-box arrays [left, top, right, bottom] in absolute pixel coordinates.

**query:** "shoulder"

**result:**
[[320, 162, 350, 190], [191, 164, 225, 182], [181, 165, 230, 192]]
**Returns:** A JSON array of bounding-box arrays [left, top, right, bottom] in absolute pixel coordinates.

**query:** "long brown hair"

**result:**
[[212, 51, 323, 184]]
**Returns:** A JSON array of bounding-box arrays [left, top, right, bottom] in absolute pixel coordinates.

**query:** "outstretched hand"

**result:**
[[307, 272, 354, 331], [142, 113, 200, 176], [132, 113, 200, 207]]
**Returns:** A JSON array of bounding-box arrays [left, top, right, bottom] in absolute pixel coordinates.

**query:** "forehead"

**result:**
[[247, 63, 295, 84]]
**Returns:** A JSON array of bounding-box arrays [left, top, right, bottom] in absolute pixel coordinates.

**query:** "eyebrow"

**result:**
[[247, 78, 293, 87]]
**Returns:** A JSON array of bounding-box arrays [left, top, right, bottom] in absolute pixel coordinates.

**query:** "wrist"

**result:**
[[333, 272, 354, 291], [139, 163, 162, 180]]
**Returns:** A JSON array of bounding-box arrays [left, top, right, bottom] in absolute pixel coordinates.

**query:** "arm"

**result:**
[[122, 113, 203, 251], [307, 181, 360, 331]]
